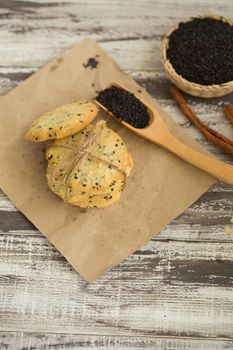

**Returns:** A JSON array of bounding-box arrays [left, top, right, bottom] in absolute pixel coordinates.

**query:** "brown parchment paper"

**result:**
[[0, 39, 215, 281]]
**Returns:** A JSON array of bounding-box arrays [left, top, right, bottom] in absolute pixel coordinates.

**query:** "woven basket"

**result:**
[[161, 15, 233, 98]]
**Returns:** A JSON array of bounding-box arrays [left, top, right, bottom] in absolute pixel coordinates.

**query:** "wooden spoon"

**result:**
[[95, 82, 233, 185]]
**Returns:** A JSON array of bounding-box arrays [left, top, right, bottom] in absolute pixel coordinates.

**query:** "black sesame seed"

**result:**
[[83, 57, 99, 69], [96, 86, 150, 128], [48, 155, 53, 160], [49, 127, 52, 130], [49, 134, 52, 137], [167, 17, 233, 85]]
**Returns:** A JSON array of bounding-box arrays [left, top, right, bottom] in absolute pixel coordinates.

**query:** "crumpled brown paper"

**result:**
[[0, 39, 215, 281]]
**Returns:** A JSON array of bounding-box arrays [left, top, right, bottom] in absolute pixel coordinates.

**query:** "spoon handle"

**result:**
[[154, 131, 233, 185]]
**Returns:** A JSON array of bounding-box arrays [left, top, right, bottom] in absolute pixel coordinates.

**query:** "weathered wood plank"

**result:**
[[0, 332, 232, 350], [0, 0, 231, 78], [0, 0, 231, 70], [1, 232, 233, 337], [1, 179, 233, 242]]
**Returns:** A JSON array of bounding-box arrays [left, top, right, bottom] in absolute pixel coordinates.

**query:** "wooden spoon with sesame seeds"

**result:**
[[95, 82, 233, 186]]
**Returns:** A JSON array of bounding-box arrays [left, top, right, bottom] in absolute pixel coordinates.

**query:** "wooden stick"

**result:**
[[169, 86, 233, 157], [224, 104, 233, 126]]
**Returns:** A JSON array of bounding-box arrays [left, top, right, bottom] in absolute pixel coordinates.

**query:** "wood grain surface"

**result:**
[[0, 0, 233, 349]]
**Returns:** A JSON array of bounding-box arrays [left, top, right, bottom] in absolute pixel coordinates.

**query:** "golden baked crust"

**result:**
[[25, 101, 98, 142], [46, 120, 133, 208], [70, 191, 121, 208]]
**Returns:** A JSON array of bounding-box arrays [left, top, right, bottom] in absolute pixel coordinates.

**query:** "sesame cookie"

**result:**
[[46, 120, 133, 208], [47, 154, 125, 207], [25, 101, 98, 142]]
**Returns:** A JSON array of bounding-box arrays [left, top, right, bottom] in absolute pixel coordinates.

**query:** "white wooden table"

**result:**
[[1, 1, 233, 349]]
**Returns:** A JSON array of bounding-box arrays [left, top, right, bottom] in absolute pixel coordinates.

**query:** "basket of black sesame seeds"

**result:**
[[161, 15, 233, 98]]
